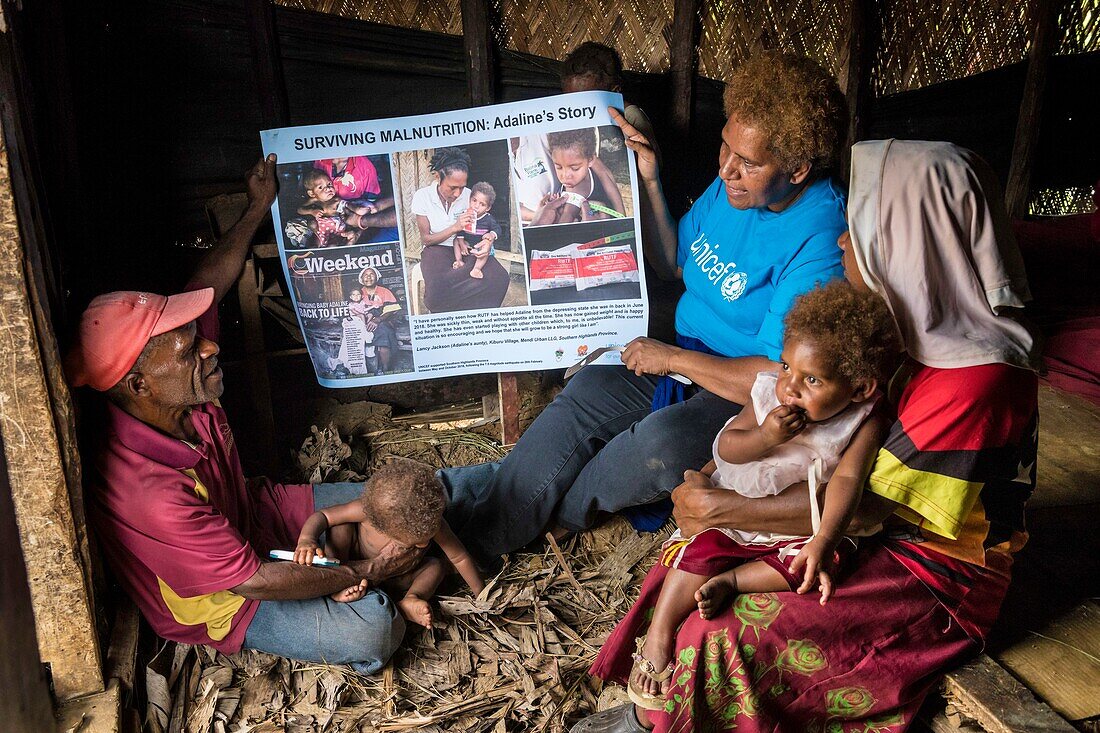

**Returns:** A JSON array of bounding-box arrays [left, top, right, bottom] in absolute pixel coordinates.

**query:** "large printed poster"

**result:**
[[261, 91, 648, 387]]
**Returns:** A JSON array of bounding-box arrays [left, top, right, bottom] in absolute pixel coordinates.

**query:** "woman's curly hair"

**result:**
[[429, 147, 471, 179], [783, 281, 901, 386], [361, 460, 446, 544], [723, 52, 847, 176], [547, 128, 597, 160]]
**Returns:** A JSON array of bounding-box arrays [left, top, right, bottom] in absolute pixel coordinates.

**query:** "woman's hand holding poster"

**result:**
[[261, 91, 647, 387]]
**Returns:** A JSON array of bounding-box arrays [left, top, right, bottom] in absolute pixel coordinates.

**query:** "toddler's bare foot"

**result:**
[[695, 571, 738, 620], [398, 594, 433, 628], [452, 261, 464, 270], [469, 268, 484, 279], [631, 633, 673, 699]]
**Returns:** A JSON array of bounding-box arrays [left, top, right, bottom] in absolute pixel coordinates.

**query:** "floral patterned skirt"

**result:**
[[589, 541, 985, 733]]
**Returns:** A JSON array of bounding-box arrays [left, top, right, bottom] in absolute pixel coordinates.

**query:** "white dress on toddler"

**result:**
[[671, 371, 876, 559]]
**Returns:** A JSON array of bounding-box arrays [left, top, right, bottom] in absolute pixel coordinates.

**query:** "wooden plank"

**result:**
[[0, 86, 102, 700], [0, 433, 54, 732], [1031, 384, 1100, 508], [105, 598, 141, 695], [840, 0, 874, 179], [244, 0, 290, 128], [1005, 0, 1060, 217], [997, 601, 1100, 721], [940, 654, 1076, 733], [460, 0, 495, 106], [237, 256, 281, 474], [497, 373, 521, 445], [668, 0, 701, 141], [56, 680, 122, 733]]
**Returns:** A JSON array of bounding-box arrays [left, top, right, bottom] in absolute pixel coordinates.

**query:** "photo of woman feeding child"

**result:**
[[395, 143, 527, 314], [276, 154, 400, 248]]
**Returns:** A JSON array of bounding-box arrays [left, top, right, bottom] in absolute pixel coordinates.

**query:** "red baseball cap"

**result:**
[[66, 288, 215, 391]]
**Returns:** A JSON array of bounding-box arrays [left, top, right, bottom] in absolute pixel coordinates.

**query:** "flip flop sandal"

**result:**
[[568, 703, 649, 733], [626, 637, 675, 711]]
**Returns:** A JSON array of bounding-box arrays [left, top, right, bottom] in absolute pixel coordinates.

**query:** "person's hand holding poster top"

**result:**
[[261, 91, 647, 388]]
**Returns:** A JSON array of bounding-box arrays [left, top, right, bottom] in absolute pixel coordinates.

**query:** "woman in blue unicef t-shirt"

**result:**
[[441, 52, 849, 567]]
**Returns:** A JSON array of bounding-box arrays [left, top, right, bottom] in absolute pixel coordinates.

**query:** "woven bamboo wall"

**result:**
[[871, 0, 1033, 96], [492, 0, 675, 72], [696, 0, 847, 82], [1059, 0, 1100, 54], [276, 0, 462, 34], [276, 0, 1100, 93]]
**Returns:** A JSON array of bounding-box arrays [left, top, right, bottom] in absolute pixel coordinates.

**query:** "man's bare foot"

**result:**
[[398, 594, 433, 628], [630, 633, 674, 698], [469, 268, 484, 279], [695, 571, 738, 620]]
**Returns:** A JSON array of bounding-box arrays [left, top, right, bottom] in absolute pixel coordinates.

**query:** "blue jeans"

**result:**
[[439, 366, 742, 565], [243, 482, 405, 673]]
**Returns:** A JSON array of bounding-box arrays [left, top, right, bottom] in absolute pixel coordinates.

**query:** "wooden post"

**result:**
[[0, 435, 55, 732], [668, 0, 702, 141], [461, 0, 496, 107], [840, 0, 874, 181], [0, 136, 104, 700], [459, 0, 513, 441], [1005, 0, 1061, 218], [497, 372, 521, 446], [241, 0, 286, 474], [244, 0, 290, 128], [0, 1, 103, 700]]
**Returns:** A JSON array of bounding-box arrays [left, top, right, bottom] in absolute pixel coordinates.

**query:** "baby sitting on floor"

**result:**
[[294, 461, 484, 627]]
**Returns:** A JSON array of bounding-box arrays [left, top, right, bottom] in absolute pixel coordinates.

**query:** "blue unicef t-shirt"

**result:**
[[675, 176, 847, 361]]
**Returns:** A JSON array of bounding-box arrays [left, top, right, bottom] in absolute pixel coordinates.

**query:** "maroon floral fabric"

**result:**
[[590, 542, 986, 732]]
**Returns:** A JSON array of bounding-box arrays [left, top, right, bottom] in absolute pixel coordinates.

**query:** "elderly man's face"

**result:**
[[136, 321, 223, 408]]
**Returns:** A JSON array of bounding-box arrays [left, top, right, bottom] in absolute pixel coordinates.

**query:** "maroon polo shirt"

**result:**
[[88, 400, 313, 652]]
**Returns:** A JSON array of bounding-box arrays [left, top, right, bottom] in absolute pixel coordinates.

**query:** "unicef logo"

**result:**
[[721, 271, 748, 301]]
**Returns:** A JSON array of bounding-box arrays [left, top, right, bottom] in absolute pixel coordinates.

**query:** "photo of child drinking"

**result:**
[[588, 282, 902, 711], [395, 141, 528, 314], [517, 125, 632, 227], [292, 461, 485, 629], [453, 181, 502, 280]]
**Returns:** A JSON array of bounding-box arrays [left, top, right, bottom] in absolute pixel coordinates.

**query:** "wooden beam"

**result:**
[[840, 0, 875, 180], [205, 194, 280, 475], [0, 1, 103, 701], [0, 434, 55, 732], [1005, 0, 1061, 218], [668, 0, 702, 140], [497, 373, 521, 445], [461, 0, 495, 106], [244, 0, 290, 128], [940, 654, 1075, 733]]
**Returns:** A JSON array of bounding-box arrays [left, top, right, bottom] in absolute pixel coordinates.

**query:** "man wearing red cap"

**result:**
[[68, 156, 410, 673]]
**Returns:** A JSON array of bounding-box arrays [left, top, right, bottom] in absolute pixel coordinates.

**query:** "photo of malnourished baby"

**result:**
[[276, 155, 399, 248], [523, 219, 641, 306], [511, 125, 633, 227]]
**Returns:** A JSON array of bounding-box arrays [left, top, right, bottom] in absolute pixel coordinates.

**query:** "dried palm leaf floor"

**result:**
[[143, 383, 1100, 733], [146, 377, 665, 733]]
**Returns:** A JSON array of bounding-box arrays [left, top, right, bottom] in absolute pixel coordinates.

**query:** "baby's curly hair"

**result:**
[[559, 42, 623, 90], [783, 281, 901, 386], [361, 460, 446, 544], [301, 168, 330, 197], [547, 128, 597, 160], [471, 181, 497, 207], [723, 52, 846, 176]]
